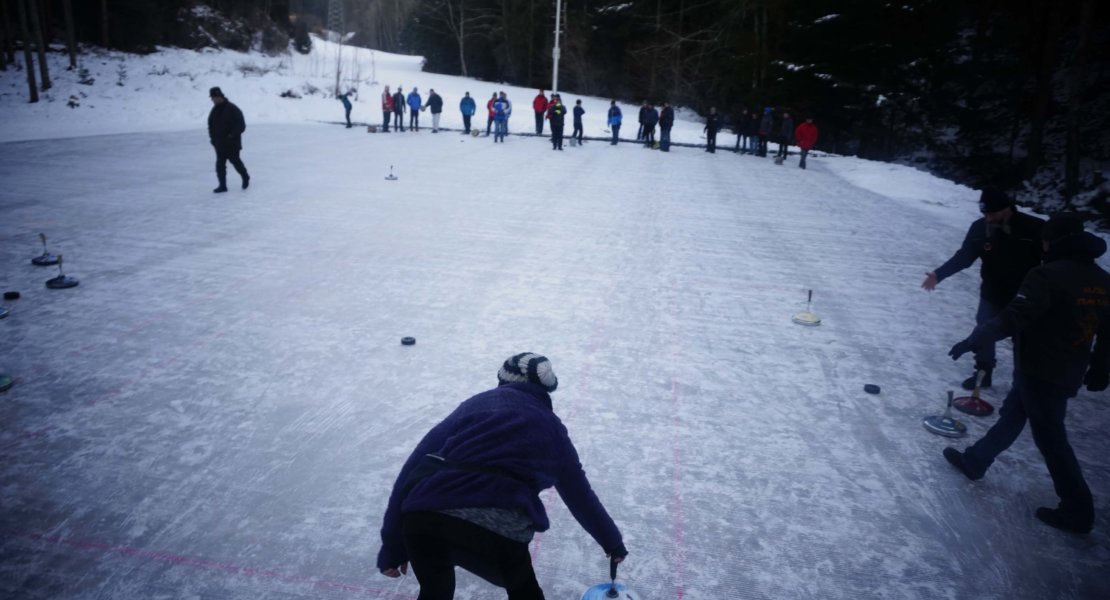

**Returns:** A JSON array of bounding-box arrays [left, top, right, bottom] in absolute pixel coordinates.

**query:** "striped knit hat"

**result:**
[[497, 353, 558, 392]]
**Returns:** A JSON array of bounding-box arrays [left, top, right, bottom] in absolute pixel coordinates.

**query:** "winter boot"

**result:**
[[213, 185, 229, 193], [242, 174, 250, 190], [961, 368, 992, 391], [1035, 507, 1092, 534], [943, 447, 982, 481]]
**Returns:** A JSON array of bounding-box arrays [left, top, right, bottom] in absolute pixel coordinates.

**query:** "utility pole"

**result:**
[[551, 0, 561, 94]]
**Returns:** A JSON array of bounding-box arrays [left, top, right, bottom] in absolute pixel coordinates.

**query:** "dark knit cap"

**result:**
[[978, 188, 1013, 213], [497, 353, 558, 392], [1042, 213, 1085, 242], [209, 86, 224, 98]]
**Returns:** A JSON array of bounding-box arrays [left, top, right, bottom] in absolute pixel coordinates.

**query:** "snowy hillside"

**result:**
[[2, 39, 1108, 600]]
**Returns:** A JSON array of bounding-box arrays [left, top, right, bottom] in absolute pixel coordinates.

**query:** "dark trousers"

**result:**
[[643, 126, 655, 147], [706, 130, 717, 153], [487, 115, 494, 135], [660, 126, 672, 151], [382, 111, 391, 132], [973, 298, 1002, 370], [535, 112, 545, 135], [610, 124, 620, 145], [962, 375, 1094, 526], [551, 124, 564, 149], [799, 148, 809, 168], [462, 114, 472, 133], [344, 107, 352, 127], [636, 123, 645, 140], [214, 146, 248, 187], [410, 112, 420, 130], [394, 111, 405, 131], [572, 123, 583, 142], [403, 511, 544, 600], [776, 140, 789, 158], [757, 135, 768, 156]]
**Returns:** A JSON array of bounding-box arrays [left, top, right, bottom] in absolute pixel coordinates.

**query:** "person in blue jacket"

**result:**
[[377, 353, 628, 599], [607, 100, 622, 145], [459, 92, 477, 134], [407, 87, 423, 131]]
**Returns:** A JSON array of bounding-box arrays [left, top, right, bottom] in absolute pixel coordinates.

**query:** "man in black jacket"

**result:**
[[659, 101, 674, 152], [207, 87, 249, 193], [921, 189, 1044, 389], [944, 214, 1110, 534], [704, 107, 719, 153]]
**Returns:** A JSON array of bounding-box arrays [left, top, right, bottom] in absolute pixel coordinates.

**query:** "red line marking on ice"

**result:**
[[2, 530, 415, 599]]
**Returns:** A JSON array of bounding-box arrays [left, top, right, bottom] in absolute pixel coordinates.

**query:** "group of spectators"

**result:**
[[350, 87, 822, 167]]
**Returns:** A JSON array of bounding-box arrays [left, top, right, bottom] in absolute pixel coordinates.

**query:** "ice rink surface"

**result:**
[[1, 125, 1108, 599]]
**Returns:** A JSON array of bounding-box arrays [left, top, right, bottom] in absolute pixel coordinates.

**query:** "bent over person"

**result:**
[[377, 353, 627, 599], [207, 87, 249, 193], [945, 214, 1110, 534]]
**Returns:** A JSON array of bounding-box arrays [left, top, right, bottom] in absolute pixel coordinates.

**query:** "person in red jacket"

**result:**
[[533, 90, 549, 135], [794, 116, 819, 169], [485, 92, 498, 136]]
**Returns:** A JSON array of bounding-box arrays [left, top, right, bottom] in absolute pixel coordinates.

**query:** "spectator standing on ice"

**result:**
[[533, 90, 549, 135], [486, 92, 498, 136], [642, 103, 658, 148], [407, 87, 423, 131], [206, 86, 249, 193], [381, 86, 394, 132], [376, 353, 627, 598], [735, 107, 751, 153], [607, 100, 622, 145], [459, 92, 476, 134], [921, 189, 1045, 390], [547, 94, 567, 150], [339, 90, 353, 128], [944, 214, 1110, 535], [424, 89, 444, 133], [493, 94, 510, 143], [498, 91, 513, 134], [392, 87, 406, 132], [756, 107, 773, 157], [659, 101, 675, 152], [776, 111, 794, 161], [572, 100, 585, 145], [636, 100, 649, 140], [746, 109, 761, 155], [794, 116, 818, 169], [704, 107, 720, 153]]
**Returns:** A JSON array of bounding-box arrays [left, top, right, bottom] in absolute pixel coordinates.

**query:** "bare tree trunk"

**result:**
[[100, 0, 109, 48], [14, 0, 38, 102], [1024, 3, 1063, 177], [62, 0, 76, 69], [26, 0, 47, 89], [1063, 0, 1094, 206], [0, 0, 9, 70], [527, 0, 534, 86]]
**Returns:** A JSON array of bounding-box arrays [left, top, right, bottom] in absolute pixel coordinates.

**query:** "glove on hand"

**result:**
[[1084, 368, 1109, 392], [948, 338, 976, 361]]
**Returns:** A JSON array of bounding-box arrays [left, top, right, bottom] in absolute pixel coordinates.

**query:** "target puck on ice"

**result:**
[[31, 253, 59, 266], [3, 291, 18, 300], [45, 275, 79, 289], [792, 311, 821, 326], [0, 306, 8, 319], [0, 374, 12, 393], [923, 415, 968, 438], [401, 337, 416, 346], [864, 384, 881, 394], [953, 395, 994, 416]]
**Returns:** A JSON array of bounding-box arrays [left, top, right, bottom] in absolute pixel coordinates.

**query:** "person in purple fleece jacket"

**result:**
[[376, 352, 627, 599]]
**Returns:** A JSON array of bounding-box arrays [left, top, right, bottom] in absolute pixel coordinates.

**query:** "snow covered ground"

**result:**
[[1, 40, 1108, 600]]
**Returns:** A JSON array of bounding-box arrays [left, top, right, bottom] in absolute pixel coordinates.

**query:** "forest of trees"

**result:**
[[1, 0, 1107, 210]]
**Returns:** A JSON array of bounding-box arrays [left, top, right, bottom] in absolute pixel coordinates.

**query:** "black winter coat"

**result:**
[[426, 93, 443, 114], [704, 114, 719, 135], [548, 103, 567, 127], [392, 92, 405, 113], [972, 231, 1110, 394], [935, 210, 1045, 306], [208, 101, 246, 151], [659, 107, 675, 128], [643, 109, 659, 127]]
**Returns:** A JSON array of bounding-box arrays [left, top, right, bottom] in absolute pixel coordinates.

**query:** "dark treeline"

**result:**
[[2, 0, 1108, 209]]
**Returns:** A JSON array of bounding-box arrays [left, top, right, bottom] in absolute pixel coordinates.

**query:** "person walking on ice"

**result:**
[[376, 353, 628, 598], [206, 86, 249, 193]]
